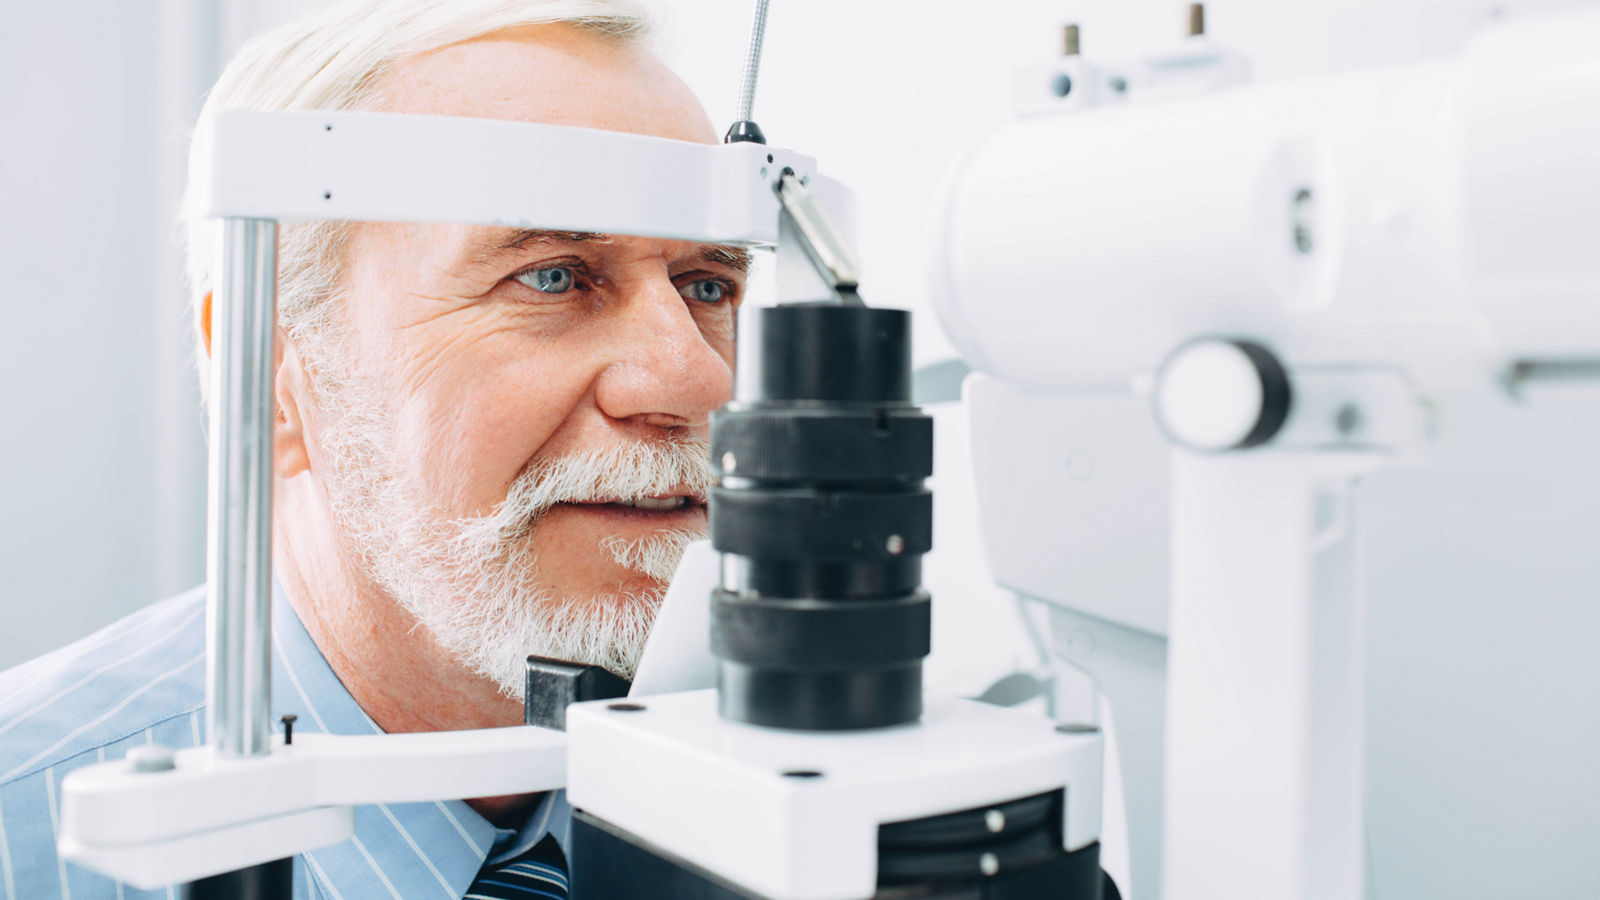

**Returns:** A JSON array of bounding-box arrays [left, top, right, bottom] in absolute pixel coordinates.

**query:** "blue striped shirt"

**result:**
[[0, 583, 569, 899]]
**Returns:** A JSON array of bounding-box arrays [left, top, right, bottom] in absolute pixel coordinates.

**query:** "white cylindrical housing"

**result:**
[[932, 90, 1331, 390], [1459, 11, 1600, 359], [931, 10, 1600, 394]]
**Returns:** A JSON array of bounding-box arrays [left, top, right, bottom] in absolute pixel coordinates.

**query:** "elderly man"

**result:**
[[0, 1, 746, 896]]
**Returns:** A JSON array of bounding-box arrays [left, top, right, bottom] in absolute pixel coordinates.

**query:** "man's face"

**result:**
[[298, 25, 743, 692]]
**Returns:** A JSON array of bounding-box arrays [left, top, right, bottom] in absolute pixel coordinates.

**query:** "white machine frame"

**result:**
[[203, 110, 827, 240]]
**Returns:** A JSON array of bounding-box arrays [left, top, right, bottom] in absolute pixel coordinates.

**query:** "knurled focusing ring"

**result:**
[[710, 304, 932, 731]]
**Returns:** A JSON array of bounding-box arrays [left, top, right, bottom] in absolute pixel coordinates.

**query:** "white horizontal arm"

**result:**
[[60, 725, 566, 849], [202, 109, 851, 245]]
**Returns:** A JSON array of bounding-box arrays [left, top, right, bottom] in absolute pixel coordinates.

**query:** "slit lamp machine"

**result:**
[[52, 2, 1600, 898]]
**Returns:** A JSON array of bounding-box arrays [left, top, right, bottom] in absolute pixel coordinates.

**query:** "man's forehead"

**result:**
[[371, 24, 716, 146], [473, 227, 753, 273]]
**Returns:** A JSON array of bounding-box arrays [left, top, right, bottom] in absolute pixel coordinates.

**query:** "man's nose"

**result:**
[[592, 283, 734, 429]]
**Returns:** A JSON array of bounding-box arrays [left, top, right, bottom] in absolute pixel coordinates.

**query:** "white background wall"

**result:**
[[1, 2, 192, 668], [2, 0, 1596, 895]]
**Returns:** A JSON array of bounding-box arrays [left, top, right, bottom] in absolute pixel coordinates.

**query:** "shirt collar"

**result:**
[[487, 789, 571, 866], [270, 579, 564, 898]]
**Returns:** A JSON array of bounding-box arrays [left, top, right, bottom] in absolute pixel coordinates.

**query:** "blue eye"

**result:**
[[516, 266, 576, 294], [684, 279, 727, 304]]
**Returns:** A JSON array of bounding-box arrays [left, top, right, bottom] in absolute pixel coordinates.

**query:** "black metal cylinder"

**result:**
[[710, 303, 933, 730], [180, 858, 294, 900]]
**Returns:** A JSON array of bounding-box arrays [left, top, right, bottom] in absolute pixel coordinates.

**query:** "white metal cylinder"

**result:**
[[207, 218, 278, 758], [931, 10, 1600, 395], [931, 95, 1329, 390]]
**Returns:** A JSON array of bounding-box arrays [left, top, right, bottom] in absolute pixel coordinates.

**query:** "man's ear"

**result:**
[[275, 327, 312, 480], [209, 293, 309, 478], [201, 291, 213, 357]]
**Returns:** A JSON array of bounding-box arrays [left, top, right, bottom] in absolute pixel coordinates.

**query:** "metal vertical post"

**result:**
[[207, 217, 278, 758]]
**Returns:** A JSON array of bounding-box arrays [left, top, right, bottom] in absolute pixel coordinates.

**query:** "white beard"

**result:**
[[312, 359, 711, 698]]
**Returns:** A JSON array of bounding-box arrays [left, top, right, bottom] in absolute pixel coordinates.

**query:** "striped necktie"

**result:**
[[465, 834, 569, 899]]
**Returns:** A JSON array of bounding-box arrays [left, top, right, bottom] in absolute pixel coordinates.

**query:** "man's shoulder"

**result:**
[[0, 586, 209, 784]]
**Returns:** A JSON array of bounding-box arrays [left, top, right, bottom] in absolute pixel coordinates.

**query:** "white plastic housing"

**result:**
[[931, 11, 1600, 394]]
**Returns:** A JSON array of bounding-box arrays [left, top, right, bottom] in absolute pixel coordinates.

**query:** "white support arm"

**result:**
[[200, 109, 853, 245], [59, 725, 566, 888]]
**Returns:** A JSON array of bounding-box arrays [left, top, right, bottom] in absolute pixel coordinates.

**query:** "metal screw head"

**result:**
[[985, 809, 1006, 833], [1335, 404, 1362, 436], [721, 451, 737, 474], [885, 534, 905, 555], [1056, 722, 1101, 735], [608, 702, 646, 712], [979, 852, 1000, 876], [127, 744, 176, 773]]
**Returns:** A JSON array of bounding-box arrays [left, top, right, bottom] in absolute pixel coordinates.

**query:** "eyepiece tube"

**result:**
[[709, 304, 933, 731]]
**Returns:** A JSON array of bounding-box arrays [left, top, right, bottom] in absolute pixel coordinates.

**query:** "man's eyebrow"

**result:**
[[700, 244, 753, 274], [496, 229, 612, 251], [473, 227, 751, 274]]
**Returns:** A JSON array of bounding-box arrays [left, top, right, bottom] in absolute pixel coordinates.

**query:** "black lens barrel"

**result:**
[[710, 303, 933, 731]]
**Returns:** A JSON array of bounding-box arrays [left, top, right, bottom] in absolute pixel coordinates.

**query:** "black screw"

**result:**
[[323, 191, 332, 200], [1293, 187, 1315, 254], [782, 769, 824, 779], [608, 702, 646, 712], [1056, 722, 1100, 735], [1335, 404, 1362, 436], [281, 713, 298, 745]]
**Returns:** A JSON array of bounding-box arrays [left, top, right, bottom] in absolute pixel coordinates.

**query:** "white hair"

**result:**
[[181, 0, 655, 390]]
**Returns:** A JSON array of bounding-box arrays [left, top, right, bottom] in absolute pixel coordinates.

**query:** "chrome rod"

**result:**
[[774, 171, 861, 294], [735, 0, 772, 125], [207, 217, 278, 757]]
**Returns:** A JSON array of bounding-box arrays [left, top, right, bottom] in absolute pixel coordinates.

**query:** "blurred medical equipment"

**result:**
[[935, 3, 1600, 897]]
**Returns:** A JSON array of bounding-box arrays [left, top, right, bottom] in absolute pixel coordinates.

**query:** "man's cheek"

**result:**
[[391, 396, 538, 512]]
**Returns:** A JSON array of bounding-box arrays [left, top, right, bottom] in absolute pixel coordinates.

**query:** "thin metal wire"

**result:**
[[735, 0, 771, 123]]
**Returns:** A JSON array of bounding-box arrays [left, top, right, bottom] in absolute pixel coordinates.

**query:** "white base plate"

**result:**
[[567, 690, 1102, 900]]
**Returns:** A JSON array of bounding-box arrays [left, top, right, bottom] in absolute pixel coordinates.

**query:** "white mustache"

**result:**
[[468, 438, 714, 547]]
